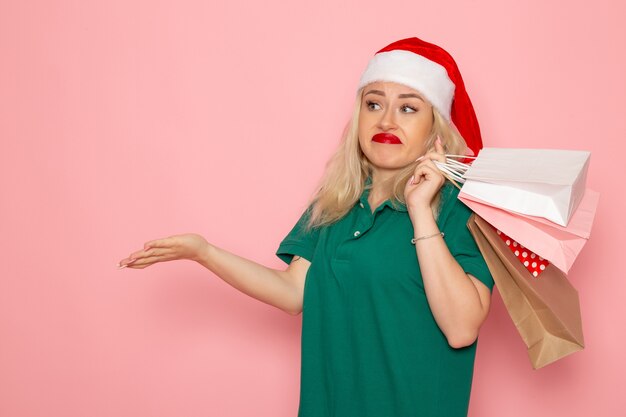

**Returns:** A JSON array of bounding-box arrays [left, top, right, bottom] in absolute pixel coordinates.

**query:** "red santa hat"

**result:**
[[358, 37, 483, 155]]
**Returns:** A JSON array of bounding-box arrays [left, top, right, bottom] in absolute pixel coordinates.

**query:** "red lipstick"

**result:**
[[372, 133, 402, 144]]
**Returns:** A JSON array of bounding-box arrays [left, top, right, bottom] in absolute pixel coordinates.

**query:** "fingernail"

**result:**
[[415, 155, 424, 162], [436, 135, 442, 145], [409, 175, 414, 184], [117, 263, 127, 269]]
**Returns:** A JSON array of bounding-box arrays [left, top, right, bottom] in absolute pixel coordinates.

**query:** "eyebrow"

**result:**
[[363, 89, 425, 102]]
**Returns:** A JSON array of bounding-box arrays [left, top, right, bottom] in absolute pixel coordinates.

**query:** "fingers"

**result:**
[[129, 246, 159, 260], [417, 152, 444, 164], [407, 161, 441, 187], [143, 236, 174, 249], [416, 156, 440, 173], [117, 247, 172, 269], [124, 253, 171, 269], [405, 162, 446, 209], [416, 136, 446, 164], [435, 135, 445, 153], [407, 159, 438, 187], [117, 233, 204, 270]]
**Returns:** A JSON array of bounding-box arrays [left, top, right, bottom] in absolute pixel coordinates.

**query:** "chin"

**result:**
[[361, 144, 415, 170], [368, 158, 412, 172]]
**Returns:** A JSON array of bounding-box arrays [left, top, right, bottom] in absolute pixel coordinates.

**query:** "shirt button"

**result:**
[[354, 231, 361, 237], [359, 202, 365, 208]]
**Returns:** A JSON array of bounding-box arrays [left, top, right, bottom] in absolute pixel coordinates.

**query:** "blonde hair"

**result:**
[[304, 87, 468, 231]]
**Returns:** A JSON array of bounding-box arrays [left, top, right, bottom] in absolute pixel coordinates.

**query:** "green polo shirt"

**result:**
[[276, 181, 494, 417]]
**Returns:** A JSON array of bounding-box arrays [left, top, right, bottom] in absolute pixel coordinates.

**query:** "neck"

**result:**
[[369, 168, 398, 199]]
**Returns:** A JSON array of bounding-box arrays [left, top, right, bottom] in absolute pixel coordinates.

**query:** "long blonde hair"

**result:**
[[304, 87, 468, 231]]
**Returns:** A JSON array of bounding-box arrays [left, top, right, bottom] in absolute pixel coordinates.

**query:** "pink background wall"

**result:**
[[1, 0, 624, 416]]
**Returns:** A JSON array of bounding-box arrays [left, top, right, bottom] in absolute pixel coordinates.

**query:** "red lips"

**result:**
[[372, 133, 402, 144]]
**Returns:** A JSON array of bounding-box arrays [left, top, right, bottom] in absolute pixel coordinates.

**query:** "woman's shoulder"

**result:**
[[440, 181, 460, 201], [439, 181, 462, 210], [437, 181, 470, 228]]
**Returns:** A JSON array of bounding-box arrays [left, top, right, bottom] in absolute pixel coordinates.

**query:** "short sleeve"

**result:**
[[275, 205, 321, 265], [437, 184, 495, 292]]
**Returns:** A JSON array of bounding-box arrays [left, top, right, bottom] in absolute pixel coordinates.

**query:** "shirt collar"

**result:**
[[358, 176, 408, 213]]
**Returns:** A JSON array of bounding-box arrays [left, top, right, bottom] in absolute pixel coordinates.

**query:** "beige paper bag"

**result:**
[[468, 214, 585, 369]]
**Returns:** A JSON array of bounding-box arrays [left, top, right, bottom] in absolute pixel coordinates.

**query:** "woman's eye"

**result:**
[[366, 101, 381, 111], [401, 105, 417, 113]]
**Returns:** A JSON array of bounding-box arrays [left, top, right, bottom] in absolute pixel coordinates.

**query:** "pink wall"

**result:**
[[1, 0, 624, 416]]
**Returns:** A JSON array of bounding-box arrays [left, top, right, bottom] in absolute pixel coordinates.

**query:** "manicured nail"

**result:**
[[436, 135, 442, 145], [409, 175, 415, 184], [415, 155, 424, 162], [117, 263, 127, 269]]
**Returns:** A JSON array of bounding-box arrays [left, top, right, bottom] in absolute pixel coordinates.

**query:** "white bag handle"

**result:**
[[432, 155, 475, 189]]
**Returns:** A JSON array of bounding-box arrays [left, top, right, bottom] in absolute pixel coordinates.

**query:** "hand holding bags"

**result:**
[[468, 214, 585, 369]]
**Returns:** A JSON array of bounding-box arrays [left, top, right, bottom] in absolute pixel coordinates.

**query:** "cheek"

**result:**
[[409, 117, 433, 140], [357, 113, 369, 134], [357, 133, 369, 155], [357, 121, 370, 145]]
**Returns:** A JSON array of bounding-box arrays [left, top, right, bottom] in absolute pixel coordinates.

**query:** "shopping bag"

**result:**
[[461, 148, 591, 227], [459, 188, 599, 273], [467, 214, 585, 369]]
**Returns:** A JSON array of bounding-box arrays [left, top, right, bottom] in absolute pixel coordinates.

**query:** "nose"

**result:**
[[377, 108, 397, 131]]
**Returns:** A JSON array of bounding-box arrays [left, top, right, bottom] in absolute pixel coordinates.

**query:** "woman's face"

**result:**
[[358, 81, 434, 178]]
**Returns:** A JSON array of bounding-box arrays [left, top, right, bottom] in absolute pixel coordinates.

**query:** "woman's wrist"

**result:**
[[409, 205, 440, 236], [407, 199, 433, 214], [408, 202, 434, 222], [195, 241, 215, 267]]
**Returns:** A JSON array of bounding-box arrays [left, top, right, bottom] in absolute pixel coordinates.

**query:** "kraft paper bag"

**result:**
[[461, 148, 590, 227], [459, 188, 599, 273], [467, 214, 585, 369]]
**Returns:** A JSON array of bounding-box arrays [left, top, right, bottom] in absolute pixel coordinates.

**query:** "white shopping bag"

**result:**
[[460, 148, 591, 227]]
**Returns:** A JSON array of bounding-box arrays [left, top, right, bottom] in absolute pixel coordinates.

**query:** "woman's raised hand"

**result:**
[[404, 136, 447, 213], [117, 233, 209, 269]]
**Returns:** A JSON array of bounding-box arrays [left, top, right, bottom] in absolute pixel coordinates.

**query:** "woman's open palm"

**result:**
[[118, 233, 209, 269]]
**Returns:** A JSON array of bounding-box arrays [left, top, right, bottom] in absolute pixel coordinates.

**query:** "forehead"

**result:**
[[363, 81, 421, 95], [361, 81, 429, 104]]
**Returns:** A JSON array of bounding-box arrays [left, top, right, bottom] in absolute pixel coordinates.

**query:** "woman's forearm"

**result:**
[[196, 243, 304, 315], [410, 207, 486, 348]]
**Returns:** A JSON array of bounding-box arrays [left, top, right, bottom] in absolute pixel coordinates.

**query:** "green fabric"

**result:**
[[276, 181, 494, 417]]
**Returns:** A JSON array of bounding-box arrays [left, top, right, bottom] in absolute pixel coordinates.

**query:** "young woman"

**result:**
[[118, 37, 494, 417]]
